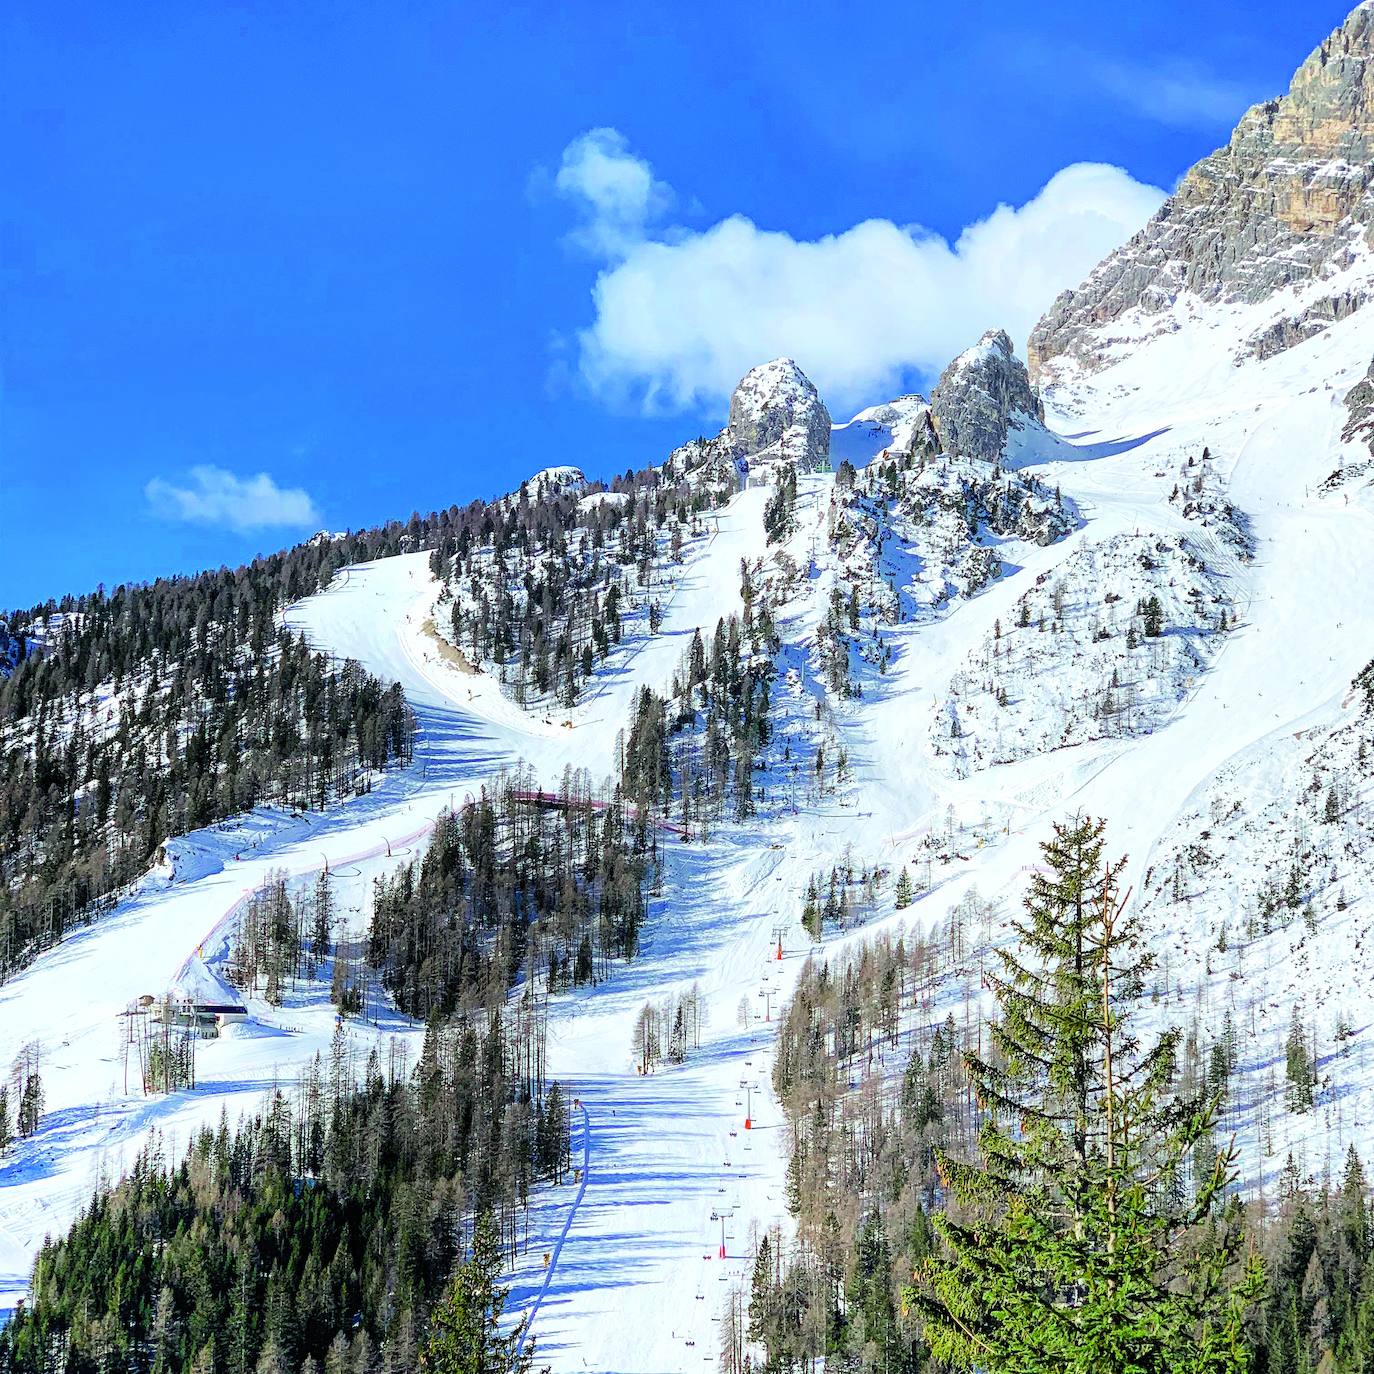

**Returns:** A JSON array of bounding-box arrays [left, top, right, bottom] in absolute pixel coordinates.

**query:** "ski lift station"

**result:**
[[165, 955, 248, 1037]]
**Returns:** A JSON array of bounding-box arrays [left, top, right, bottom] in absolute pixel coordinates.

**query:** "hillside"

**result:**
[[3, 5, 1374, 1373]]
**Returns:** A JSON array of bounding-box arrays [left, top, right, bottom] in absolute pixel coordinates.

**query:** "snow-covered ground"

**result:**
[[2, 256, 1374, 1368]]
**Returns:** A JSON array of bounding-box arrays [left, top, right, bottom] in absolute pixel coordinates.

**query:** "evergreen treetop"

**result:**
[[909, 815, 1263, 1374]]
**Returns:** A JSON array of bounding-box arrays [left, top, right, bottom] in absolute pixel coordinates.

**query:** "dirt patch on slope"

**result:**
[[420, 618, 479, 675]]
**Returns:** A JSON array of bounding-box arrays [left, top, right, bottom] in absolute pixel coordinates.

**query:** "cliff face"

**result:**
[[726, 358, 832, 469], [1030, 3, 1374, 382], [929, 329, 1043, 463]]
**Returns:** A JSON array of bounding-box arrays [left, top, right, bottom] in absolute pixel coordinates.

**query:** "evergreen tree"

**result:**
[[894, 866, 913, 910], [312, 869, 334, 964], [802, 878, 821, 940], [1284, 1009, 1315, 1114], [909, 815, 1263, 1373], [16, 1071, 41, 1139], [419, 1214, 542, 1374]]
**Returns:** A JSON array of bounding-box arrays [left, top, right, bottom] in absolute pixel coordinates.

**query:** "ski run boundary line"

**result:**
[[512, 1100, 592, 1362]]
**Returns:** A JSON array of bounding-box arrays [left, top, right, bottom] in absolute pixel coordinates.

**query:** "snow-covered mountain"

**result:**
[[1030, 1, 1374, 383], [4, 5, 1374, 1371], [727, 356, 833, 469]]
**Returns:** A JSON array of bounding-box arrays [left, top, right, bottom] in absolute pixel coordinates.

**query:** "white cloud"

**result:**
[[1085, 57, 1252, 129], [553, 130, 1167, 414], [555, 127, 674, 256], [145, 465, 321, 532]]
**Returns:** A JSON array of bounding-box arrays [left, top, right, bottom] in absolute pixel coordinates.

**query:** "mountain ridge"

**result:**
[[1031, 0, 1374, 382]]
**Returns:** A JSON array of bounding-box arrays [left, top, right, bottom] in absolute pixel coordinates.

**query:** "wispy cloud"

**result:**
[[1082, 55, 1254, 129], [145, 465, 321, 532], [549, 128, 1166, 414], [550, 127, 675, 257]]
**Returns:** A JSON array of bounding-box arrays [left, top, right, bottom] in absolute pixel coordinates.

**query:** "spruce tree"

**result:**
[[312, 869, 334, 963], [419, 1213, 543, 1374], [17, 1071, 41, 1138], [908, 815, 1262, 1373], [1284, 1009, 1315, 1114], [895, 865, 913, 910]]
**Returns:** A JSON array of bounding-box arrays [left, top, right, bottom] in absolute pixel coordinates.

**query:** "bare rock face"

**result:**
[[1030, 2, 1374, 382], [1342, 356, 1374, 454], [1238, 289, 1368, 361], [726, 358, 832, 468], [929, 329, 1044, 462]]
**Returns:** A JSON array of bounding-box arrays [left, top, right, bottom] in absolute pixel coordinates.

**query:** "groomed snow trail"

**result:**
[[1, 278, 1373, 1366]]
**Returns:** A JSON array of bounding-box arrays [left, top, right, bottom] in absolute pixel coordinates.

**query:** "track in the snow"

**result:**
[[512, 1099, 592, 1362]]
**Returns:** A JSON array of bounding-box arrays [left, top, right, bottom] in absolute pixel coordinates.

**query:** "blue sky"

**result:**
[[0, 0, 1353, 607]]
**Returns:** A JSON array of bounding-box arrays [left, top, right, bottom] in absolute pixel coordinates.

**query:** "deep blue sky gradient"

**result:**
[[0, 0, 1353, 605]]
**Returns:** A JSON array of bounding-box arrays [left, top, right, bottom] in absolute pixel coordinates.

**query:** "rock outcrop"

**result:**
[[1342, 355, 1374, 454], [1030, 2, 1374, 381], [929, 330, 1044, 462], [726, 358, 832, 468]]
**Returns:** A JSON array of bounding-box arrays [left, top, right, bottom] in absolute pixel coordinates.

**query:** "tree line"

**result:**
[[1, 421, 756, 981], [0, 627, 411, 982], [428, 435, 745, 711], [619, 562, 780, 839], [0, 508, 448, 983], [368, 766, 653, 1020], [0, 1013, 571, 1374]]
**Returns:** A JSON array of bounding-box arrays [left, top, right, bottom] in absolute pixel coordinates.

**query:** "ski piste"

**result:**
[[3, 226, 1374, 1369]]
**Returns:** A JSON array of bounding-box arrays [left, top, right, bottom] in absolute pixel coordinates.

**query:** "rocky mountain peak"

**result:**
[[1030, 2, 1374, 382], [930, 329, 1044, 462], [727, 358, 832, 468]]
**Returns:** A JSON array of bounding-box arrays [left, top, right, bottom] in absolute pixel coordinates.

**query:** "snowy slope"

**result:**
[[3, 294, 1373, 1369], [6, 85, 1374, 1369]]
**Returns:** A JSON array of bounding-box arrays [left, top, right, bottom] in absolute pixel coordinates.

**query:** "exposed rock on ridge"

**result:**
[[930, 329, 1044, 462], [727, 358, 832, 468], [1030, 2, 1374, 381], [1342, 355, 1374, 454]]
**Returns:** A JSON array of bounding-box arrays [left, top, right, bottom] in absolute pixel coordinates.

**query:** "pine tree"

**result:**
[[894, 866, 913, 910], [748, 1231, 780, 1351], [542, 1083, 569, 1183], [17, 1071, 42, 1138], [313, 869, 334, 963], [802, 878, 822, 941], [419, 1213, 543, 1374], [908, 815, 1263, 1373], [668, 1003, 687, 1065], [1285, 1008, 1315, 1113]]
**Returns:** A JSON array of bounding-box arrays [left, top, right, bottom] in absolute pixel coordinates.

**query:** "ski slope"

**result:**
[[2, 261, 1373, 1367]]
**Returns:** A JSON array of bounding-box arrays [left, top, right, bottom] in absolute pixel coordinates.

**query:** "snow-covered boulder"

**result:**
[[1342, 355, 1374, 456]]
